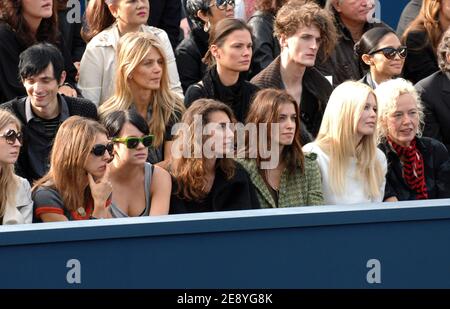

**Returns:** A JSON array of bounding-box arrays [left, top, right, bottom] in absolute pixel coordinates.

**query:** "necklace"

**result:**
[[264, 169, 279, 191]]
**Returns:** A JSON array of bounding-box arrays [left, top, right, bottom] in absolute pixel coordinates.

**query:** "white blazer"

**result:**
[[2, 176, 33, 225]]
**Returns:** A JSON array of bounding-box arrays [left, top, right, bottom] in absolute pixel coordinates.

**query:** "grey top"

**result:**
[[109, 163, 154, 218]]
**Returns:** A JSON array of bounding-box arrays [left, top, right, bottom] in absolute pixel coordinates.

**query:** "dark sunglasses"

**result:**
[[91, 142, 114, 157], [210, 0, 235, 10], [369, 46, 407, 60], [112, 135, 154, 149], [0, 129, 23, 145]]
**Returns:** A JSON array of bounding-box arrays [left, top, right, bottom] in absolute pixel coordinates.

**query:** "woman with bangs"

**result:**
[[237, 89, 323, 208], [32, 116, 114, 222], [99, 32, 185, 164], [0, 109, 33, 225], [79, 0, 182, 106], [102, 110, 171, 217], [303, 81, 387, 205], [375, 78, 450, 201], [159, 99, 260, 213]]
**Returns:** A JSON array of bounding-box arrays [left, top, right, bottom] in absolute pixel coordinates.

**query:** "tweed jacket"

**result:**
[[236, 153, 324, 208]]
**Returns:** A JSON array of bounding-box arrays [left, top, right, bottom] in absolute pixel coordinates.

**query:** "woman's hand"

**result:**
[[88, 165, 113, 218]]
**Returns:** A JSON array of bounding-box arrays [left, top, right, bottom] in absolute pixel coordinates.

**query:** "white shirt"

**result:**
[[78, 23, 183, 106], [3, 176, 33, 225], [303, 142, 387, 205]]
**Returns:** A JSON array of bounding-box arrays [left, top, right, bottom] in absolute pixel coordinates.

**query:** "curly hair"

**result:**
[[0, 0, 59, 46], [255, 0, 288, 13], [274, 1, 337, 60], [170, 99, 237, 201], [438, 28, 450, 72]]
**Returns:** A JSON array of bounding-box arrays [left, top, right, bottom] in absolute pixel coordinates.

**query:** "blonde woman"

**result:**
[[79, 0, 182, 106], [99, 32, 185, 164], [33, 116, 113, 222], [375, 78, 450, 201], [0, 109, 32, 225], [303, 81, 387, 205]]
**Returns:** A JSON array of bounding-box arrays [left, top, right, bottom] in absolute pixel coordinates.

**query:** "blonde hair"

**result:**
[[32, 116, 109, 212], [0, 109, 21, 218], [315, 81, 384, 199], [99, 32, 185, 147], [375, 78, 424, 143]]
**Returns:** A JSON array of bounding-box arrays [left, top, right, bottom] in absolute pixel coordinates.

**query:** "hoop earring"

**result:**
[[203, 20, 211, 32]]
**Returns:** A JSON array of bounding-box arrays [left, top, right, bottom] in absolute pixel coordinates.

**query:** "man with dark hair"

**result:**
[[0, 43, 98, 183]]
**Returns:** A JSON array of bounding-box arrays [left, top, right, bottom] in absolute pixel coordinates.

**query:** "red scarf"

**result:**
[[389, 138, 428, 199]]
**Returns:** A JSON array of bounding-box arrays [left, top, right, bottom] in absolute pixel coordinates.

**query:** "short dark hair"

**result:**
[[102, 109, 150, 138], [354, 27, 396, 68], [18, 43, 64, 81]]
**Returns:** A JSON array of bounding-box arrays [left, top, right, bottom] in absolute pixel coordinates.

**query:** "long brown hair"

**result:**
[[170, 99, 237, 201], [403, 0, 443, 52], [0, 0, 59, 46], [32, 116, 109, 212], [99, 32, 185, 147], [0, 109, 21, 218], [81, 0, 116, 42], [245, 88, 305, 175]]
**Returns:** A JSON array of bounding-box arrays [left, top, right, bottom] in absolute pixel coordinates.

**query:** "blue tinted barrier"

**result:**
[[1, 199, 450, 288]]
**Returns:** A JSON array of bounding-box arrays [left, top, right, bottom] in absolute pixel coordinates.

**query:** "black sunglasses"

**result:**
[[1, 129, 23, 145], [91, 142, 114, 157], [112, 135, 154, 149], [210, 0, 235, 10], [369, 46, 407, 60]]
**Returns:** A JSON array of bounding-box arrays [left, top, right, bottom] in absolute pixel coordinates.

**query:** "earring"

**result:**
[[203, 20, 210, 32]]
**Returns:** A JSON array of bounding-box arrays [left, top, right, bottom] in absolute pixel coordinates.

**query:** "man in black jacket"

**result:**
[[148, 0, 182, 51], [0, 43, 97, 183]]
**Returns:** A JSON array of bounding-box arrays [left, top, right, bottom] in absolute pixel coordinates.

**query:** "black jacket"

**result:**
[[148, 0, 182, 50], [58, 8, 86, 62], [0, 23, 78, 103], [0, 94, 98, 183], [184, 66, 260, 122], [175, 27, 209, 93], [315, 8, 385, 87], [415, 71, 450, 152], [403, 30, 439, 84], [251, 56, 332, 138], [169, 163, 261, 214], [247, 11, 280, 79], [379, 137, 450, 201]]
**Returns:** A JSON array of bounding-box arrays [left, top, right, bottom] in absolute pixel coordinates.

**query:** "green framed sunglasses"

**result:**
[[112, 135, 154, 149]]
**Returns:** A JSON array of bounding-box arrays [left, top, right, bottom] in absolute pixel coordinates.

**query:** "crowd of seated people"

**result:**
[[1, 0, 450, 226]]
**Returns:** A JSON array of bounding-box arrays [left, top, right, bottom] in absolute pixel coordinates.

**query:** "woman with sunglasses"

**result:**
[[355, 27, 407, 89], [176, 0, 235, 93], [375, 78, 450, 201], [160, 98, 260, 213], [184, 18, 258, 123], [0, 110, 32, 225], [32, 116, 114, 222], [79, 0, 182, 106], [99, 32, 185, 164], [102, 110, 171, 217]]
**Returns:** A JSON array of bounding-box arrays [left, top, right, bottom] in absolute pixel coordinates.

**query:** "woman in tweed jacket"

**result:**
[[237, 89, 323, 208]]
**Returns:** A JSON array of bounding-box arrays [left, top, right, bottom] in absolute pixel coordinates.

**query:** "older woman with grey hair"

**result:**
[[375, 78, 450, 202], [415, 28, 450, 152]]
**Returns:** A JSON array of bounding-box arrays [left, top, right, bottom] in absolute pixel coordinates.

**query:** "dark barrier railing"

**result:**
[[1, 199, 450, 288]]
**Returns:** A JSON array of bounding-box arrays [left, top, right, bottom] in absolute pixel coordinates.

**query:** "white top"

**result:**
[[3, 176, 33, 225], [303, 142, 387, 205], [234, 0, 246, 19], [78, 23, 183, 106]]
